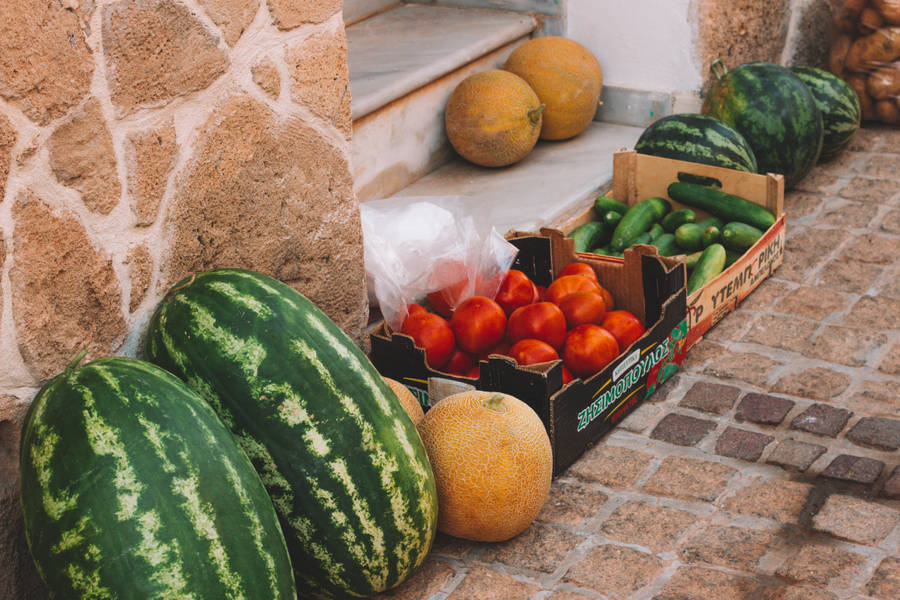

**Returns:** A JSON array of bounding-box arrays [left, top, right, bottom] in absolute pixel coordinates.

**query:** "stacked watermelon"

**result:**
[[20, 269, 439, 599]]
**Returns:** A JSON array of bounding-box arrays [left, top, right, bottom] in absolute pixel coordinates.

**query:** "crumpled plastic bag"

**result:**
[[360, 196, 518, 332]]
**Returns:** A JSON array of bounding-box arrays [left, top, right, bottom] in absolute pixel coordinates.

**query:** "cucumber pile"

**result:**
[[567, 182, 776, 295]]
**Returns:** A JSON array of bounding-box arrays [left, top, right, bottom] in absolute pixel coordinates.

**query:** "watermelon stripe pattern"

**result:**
[[634, 113, 759, 172], [144, 269, 438, 599], [702, 61, 823, 189], [790, 66, 861, 161], [19, 358, 296, 599]]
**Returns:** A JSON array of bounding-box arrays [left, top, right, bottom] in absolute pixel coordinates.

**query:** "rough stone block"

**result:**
[[252, 59, 281, 100], [678, 381, 742, 414], [821, 454, 884, 485], [679, 525, 776, 571], [617, 402, 661, 434], [650, 413, 716, 446], [849, 297, 900, 338], [774, 286, 849, 320], [736, 393, 794, 425], [883, 468, 900, 500], [760, 586, 837, 600], [702, 351, 782, 387], [0, 115, 14, 201], [879, 342, 900, 376], [859, 154, 900, 180], [846, 417, 900, 451], [773, 367, 851, 401], [812, 494, 900, 546], [724, 480, 813, 524], [536, 479, 608, 526], [790, 404, 852, 437], [867, 556, 900, 600], [642, 456, 735, 503], [654, 566, 757, 600], [815, 259, 883, 295], [804, 325, 888, 367], [124, 245, 153, 313], [567, 444, 653, 489], [446, 566, 538, 600], [846, 237, 900, 266], [480, 521, 585, 574], [561, 544, 662, 597], [715, 426, 774, 461], [268, 0, 340, 30], [598, 501, 696, 553], [126, 122, 177, 227], [197, 0, 259, 46], [287, 27, 352, 137], [379, 559, 455, 600], [775, 544, 866, 586], [740, 314, 816, 352], [766, 439, 826, 472]]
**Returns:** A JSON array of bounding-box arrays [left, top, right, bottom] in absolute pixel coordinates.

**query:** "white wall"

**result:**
[[566, 0, 702, 96]]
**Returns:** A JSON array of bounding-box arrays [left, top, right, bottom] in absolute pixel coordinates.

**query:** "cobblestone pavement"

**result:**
[[375, 125, 900, 600]]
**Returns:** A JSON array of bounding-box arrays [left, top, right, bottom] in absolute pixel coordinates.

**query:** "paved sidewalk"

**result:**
[[377, 125, 900, 600]]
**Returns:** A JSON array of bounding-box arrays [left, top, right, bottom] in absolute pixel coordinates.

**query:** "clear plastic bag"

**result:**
[[829, 0, 900, 124], [360, 196, 518, 332]]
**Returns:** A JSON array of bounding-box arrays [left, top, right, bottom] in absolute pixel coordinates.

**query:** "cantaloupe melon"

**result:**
[[504, 36, 603, 140], [384, 376, 425, 428], [444, 70, 544, 167]]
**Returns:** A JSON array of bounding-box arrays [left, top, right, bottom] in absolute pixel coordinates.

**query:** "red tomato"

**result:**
[[442, 349, 476, 375], [465, 365, 480, 379], [545, 274, 602, 305], [450, 296, 507, 355], [400, 304, 428, 330], [562, 324, 620, 378], [494, 269, 537, 316], [558, 262, 599, 283], [561, 365, 574, 385], [507, 302, 567, 350], [400, 312, 455, 369], [479, 338, 511, 360], [558, 291, 607, 329], [595, 284, 615, 312], [601, 310, 646, 350], [509, 338, 559, 366], [534, 283, 546, 301]]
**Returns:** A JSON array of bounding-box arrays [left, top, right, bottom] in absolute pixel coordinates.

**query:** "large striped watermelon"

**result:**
[[790, 65, 861, 161], [634, 113, 758, 172], [702, 61, 823, 189], [19, 356, 296, 599], [144, 269, 438, 599]]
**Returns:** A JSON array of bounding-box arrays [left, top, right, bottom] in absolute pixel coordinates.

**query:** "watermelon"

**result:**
[[19, 356, 296, 599], [635, 113, 758, 173], [144, 269, 438, 599], [790, 65, 861, 161], [702, 61, 823, 189]]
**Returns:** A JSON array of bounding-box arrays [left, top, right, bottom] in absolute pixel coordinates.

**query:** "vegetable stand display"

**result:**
[[561, 150, 785, 351], [370, 229, 687, 474]]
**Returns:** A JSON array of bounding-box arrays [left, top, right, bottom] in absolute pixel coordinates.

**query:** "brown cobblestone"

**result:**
[[375, 559, 456, 599], [126, 122, 177, 227], [598, 501, 697, 553], [786, 227, 846, 256], [761, 585, 837, 599], [430, 533, 474, 560], [766, 439, 826, 471], [858, 153, 900, 180], [776, 248, 821, 283], [773, 285, 850, 319], [653, 566, 757, 600], [619, 402, 662, 433], [546, 591, 594, 600], [736, 393, 795, 425], [804, 325, 888, 367], [446, 566, 539, 600], [681, 341, 727, 370], [480, 521, 585, 574], [775, 543, 866, 586], [724, 480, 813, 523], [816, 259, 884, 294], [643, 456, 735, 503], [820, 201, 879, 228], [821, 454, 884, 484], [679, 525, 776, 571], [879, 342, 900, 375], [567, 444, 653, 489], [791, 169, 840, 192], [740, 313, 816, 351], [715, 426, 774, 461], [700, 308, 752, 343], [850, 295, 900, 330], [847, 380, 900, 418], [739, 278, 793, 311], [772, 367, 852, 401], [645, 371, 681, 403], [650, 413, 716, 446], [847, 127, 893, 151], [812, 494, 900, 546], [846, 416, 900, 451], [678, 381, 742, 415], [883, 208, 900, 234], [790, 403, 853, 437], [845, 235, 900, 265], [267, 0, 340, 29], [702, 350, 782, 387], [783, 191, 823, 217], [839, 175, 900, 201], [562, 544, 662, 597], [536, 480, 608, 526], [883, 468, 900, 500], [867, 556, 900, 600]]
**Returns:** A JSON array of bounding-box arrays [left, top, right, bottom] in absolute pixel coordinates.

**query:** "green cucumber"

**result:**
[[702, 225, 721, 247], [674, 223, 705, 252], [721, 221, 764, 251], [611, 197, 669, 251], [696, 216, 725, 230], [569, 221, 608, 252], [648, 223, 665, 241], [631, 232, 653, 246], [603, 210, 623, 226], [650, 233, 680, 257], [687, 244, 727, 294], [725, 250, 743, 268], [592, 247, 623, 258], [677, 173, 724, 189], [667, 182, 776, 230], [685, 250, 703, 270], [594, 195, 629, 215], [661, 209, 696, 232]]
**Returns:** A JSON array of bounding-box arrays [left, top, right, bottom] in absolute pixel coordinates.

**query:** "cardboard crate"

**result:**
[[370, 229, 687, 474], [560, 150, 785, 350]]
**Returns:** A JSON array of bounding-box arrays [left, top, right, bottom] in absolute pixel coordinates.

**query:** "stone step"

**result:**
[[390, 121, 645, 234]]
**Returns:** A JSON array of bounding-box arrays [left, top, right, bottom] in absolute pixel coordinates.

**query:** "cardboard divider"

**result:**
[[370, 229, 688, 474]]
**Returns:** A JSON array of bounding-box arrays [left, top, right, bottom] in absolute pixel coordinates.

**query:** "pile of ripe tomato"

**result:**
[[399, 262, 646, 382]]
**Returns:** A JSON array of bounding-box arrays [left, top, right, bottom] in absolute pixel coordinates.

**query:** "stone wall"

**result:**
[[0, 1, 364, 596]]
